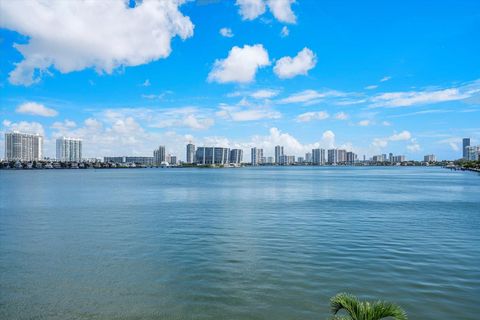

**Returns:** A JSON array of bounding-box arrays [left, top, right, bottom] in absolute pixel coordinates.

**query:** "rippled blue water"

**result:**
[[1, 167, 479, 319]]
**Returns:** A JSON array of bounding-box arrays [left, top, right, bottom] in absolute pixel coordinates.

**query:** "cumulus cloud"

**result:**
[[371, 130, 414, 150], [2, 119, 45, 136], [296, 111, 329, 122], [219, 27, 234, 38], [0, 0, 194, 85], [208, 44, 270, 83], [16, 102, 58, 117], [274, 47, 317, 79], [280, 26, 290, 37], [236, 0, 296, 23], [407, 139, 421, 152], [235, 0, 266, 20]]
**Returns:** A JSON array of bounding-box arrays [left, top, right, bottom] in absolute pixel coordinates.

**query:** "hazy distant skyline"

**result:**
[[1, 0, 479, 160]]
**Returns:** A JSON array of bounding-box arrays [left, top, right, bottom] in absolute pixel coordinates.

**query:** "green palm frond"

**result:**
[[329, 293, 408, 320]]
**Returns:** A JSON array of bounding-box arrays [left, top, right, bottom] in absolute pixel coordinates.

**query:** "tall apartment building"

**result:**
[[56, 137, 82, 162], [186, 143, 195, 164], [424, 154, 436, 162], [230, 149, 243, 164], [346, 151, 357, 165], [463, 138, 470, 159], [465, 146, 480, 161], [251, 147, 263, 165], [154, 145, 166, 165], [196, 147, 230, 165], [392, 155, 406, 163], [305, 152, 312, 163], [279, 155, 295, 165], [5, 132, 43, 161], [274, 145, 284, 164], [327, 149, 338, 164], [312, 148, 325, 165]]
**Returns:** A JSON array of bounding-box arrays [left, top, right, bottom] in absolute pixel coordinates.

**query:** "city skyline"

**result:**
[[1, 0, 479, 161]]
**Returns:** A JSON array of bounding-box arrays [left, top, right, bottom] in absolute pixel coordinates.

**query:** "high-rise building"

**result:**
[[196, 147, 230, 165], [465, 146, 480, 161], [279, 155, 295, 165], [186, 143, 195, 164], [230, 149, 243, 164], [312, 148, 325, 165], [168, 155, 177, 165], [5, 132, 43, 161], [274, 145, 284, 164], [346, 151, 357, 165], [424, 154, 436, 162], [154, 145, 166, 165], [389, 153, 393, 163], [392, 155, 406, 163], [297, 157, 304, 163], [305, 152, 312, 163], [463, 138, 471, 159], [337, 149, 347, 164], [56, 137, 82, 162], [327, 149, 338, 164], [251, 147, 263, 165]]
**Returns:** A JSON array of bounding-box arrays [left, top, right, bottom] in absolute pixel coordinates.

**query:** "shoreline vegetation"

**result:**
[[1, 159, 479, 173]]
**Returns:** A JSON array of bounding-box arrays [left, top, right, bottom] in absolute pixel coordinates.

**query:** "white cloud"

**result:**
[[2, 120, 45, 136], [280, 26, 290, 37], [219, 27, 234, 38], [296, 111, 329, 122], [380, 76, 392, 82], [235, 0, 266, 20], [0, 0, 194, 85], [389, 130, 411, 141], [365, 85, 378, 90], [266, 0, 296, 24], [370, 88, 470, 108], [382, 121, 392, 126], [358, 120, 372, 127], [279, 89, 343, 104], [407, 139, 421, 152], [140, 79, 151, 87], [371, 130, 414, 150], [217, 106, 281, 122], [334, 112, 349, 120], [274, 47, 317, 79], [250, 89, 280, 99], [208, 44, 270, 84], [236, 0, 296, 23], [16, 102, 58, 117]]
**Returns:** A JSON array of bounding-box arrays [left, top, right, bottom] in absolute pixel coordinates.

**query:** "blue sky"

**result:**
[[1, 0, 479, 160]]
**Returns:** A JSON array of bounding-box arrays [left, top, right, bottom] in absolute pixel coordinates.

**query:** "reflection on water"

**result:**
[[1, 167, 479, 319]]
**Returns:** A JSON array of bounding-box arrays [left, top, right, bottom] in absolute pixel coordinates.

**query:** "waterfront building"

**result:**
[[389, 153, 393, 163], [338, 149, 347, 164], [279, 155, 295, 165], [274, 145, 284, 164], [346, 151, 357, 165], [186, 143, 195, 164], [372, 154, 388, 162], [265, 156, 274, 164], [195, 147, 229, 165], [463, 138, 470, 159], [305, 152, 312, 163], [297, 157, 304, 163], [392, 155, 406, 163], [5, 131, 43, 161], [465, 146, 480, 161], [327, 149, 338, 164], [154, 145, 166, 165], [424, 154, 436, 162], [56, 137, 82, 162], [167, 155, 177, 165], [312, 148, 325, 165], [230, 149, 243, 164], [104, 156, 154, 165], [251, 147, 263, 165]]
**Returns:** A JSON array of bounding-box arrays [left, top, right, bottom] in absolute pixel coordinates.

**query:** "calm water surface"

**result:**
[[1, 167, 479, 319]]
